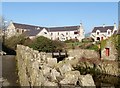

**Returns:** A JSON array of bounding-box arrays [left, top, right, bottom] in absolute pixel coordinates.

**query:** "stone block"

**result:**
[[78, 74, 95, 87], [60, 71, 80, 85], [47, 58, 57, 67]]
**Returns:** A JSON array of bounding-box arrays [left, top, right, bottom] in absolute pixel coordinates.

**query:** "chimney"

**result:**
[[103, 24, 105, 27], [80, 23, 82, 26], [114, 23, 117, 30], [114, 23, 116, 27], [37, 27, 40, 30]]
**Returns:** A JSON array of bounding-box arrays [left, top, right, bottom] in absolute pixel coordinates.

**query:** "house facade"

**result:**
[[6, 22, 85, 41], [48, 23, 84, 41], [90, 23, 117, 41]]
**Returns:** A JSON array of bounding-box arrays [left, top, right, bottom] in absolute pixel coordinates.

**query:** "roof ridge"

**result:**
[[13, 22, 42, 27]]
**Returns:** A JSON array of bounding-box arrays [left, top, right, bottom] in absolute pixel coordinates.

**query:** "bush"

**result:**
[[82, 37, 94, 43], [4, 34, 26, 50], [87, 44, 99, 51], [64, 39, 79, 43], [29, 36, 65, 52]]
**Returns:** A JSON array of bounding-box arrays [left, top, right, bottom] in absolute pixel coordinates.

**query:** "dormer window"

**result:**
[[44, 32, 47, 34], [97, 32, 99, 35], [108, 31, 111, 35], [96, 30, 100, 35]]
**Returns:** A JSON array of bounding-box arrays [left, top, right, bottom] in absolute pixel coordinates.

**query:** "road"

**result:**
[[0, 55, 20, 87]]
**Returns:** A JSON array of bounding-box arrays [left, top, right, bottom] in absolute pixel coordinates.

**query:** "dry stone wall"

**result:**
[[16, 45, 95, 87], [67, 49, 100, 59]]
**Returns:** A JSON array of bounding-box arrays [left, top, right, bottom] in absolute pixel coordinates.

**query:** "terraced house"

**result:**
[[6, 21, 85, 41], [91, 23, 117, 41]]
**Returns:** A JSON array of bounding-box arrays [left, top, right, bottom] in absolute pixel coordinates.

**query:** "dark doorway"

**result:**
[[97, 37, 100, 41]]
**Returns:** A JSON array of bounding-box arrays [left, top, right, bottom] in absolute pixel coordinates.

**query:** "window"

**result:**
[[66, 37, 68, 40], [75, 37, 77, 39], [66, 32, 68, 35], [74, 31, 78, 34], [97, 32, 99, 35], [58, 32, 59, 35], [101, 37, 103, 40], [22, 30, 24, 33], [17, 29, 19, 33], [97, 37, 100, 41], [51, 33, 53, 35], [108, 31, 110, 35], [44, 32, 47, 34], [58, 37, 59, 40]]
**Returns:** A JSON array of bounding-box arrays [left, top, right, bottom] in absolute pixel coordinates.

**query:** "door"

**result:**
[[106, 48, 110, 56]]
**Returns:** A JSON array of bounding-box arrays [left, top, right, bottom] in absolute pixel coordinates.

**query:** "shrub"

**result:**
[[29, 36, 65, 52], [4, 34, 26, 50], [64, 39, 79, 43], [82, 37, 94, 43]]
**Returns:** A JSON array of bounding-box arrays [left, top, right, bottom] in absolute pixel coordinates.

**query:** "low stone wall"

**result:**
[[67, 49, 100, 59], [16, 45, 95, 87], [99, 61, 119, 76]]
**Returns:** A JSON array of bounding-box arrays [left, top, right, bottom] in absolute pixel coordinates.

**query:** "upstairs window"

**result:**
[[74, 31, 79, 34], [66, 32, 68, 35], [44, 32, 47, 34], [108, 31, 110, 35], [51, 33, 53, 36], [58, 32, 59, 35], [97, 32, 99, 35]]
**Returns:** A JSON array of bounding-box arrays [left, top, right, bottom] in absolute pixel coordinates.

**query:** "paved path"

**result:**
[[0, 55, 20, 87]]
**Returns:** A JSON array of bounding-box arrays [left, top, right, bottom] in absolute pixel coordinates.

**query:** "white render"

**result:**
[[36, 28, 51, 39], [90, 24, 117, 42]]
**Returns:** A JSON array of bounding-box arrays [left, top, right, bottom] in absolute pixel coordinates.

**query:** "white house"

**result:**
[[90, 23, 117, 41], [48, 23, 85, 41], [6, 21, 85, 41]]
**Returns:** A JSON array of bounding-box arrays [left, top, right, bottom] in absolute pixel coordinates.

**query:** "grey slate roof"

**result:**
[[13, 22, 45, 30], [92, 26, 114, 33], [24, 30, 42, 36], [12, 22, 80, 36], [48, 26, 80, 32]]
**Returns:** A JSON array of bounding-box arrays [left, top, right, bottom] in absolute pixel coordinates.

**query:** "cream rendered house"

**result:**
[[48, 23, 85, 41], [6, 21, 85, 41], [91, 23, 117, 41]]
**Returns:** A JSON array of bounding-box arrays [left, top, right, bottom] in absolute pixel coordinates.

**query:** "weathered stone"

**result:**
[[16, 45, 97, 87], [47, 58, 57, 67], [68, 49, 99, 59], [65, 57, 75, 60], [59, 63, 73, 75], [42, 65, 52, 76], [50, 68, 60, 81], [78, 74, 95, 87], [43, 81, 58, 86], [60, 71, 80, 85]]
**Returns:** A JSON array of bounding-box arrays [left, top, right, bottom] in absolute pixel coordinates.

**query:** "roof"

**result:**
[[92, 26, 114, 33], [23, 30, 42, 36], [48, 26, 80, 32], [13, 22, 45, 30]]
